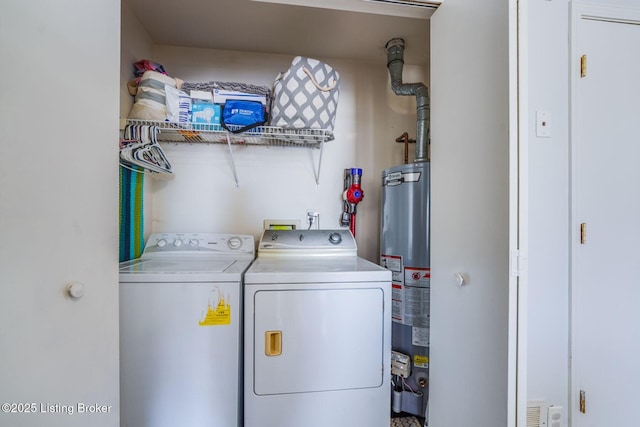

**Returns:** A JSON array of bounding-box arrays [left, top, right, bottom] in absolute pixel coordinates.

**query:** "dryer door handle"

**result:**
[[265, 330, 282, 356]]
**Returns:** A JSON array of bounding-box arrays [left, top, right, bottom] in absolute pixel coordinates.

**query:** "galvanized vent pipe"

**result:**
[[385, 38, 430, 163]]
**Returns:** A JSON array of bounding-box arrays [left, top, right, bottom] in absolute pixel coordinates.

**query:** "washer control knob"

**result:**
[[329, 232, 342, 245], [156, 239, 167, 248], [228, 236, 242, 249], [189, 239, 199, 247], [173, 239, 183, 247]]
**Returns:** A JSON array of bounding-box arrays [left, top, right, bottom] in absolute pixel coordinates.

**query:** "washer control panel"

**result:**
[[142, 233, 255, 257], [258, 229, 357, 256]]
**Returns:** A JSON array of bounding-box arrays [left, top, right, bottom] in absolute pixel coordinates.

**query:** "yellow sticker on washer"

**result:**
[[199, 289, 231, 326], [414, 354, 429, 368]]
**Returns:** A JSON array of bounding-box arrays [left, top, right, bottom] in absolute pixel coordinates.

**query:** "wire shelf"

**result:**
[[125, 119, 334, 148], [123, 118, 330, 186]]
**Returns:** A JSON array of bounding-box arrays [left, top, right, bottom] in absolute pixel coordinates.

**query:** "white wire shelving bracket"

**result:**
[[124, 119, 333, 186]]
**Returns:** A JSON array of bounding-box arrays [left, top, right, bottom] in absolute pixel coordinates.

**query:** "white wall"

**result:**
[[121, 2, 153, 116], [429, 0, 511, 425], [121, 21, 427, 263], [523, 0, 570, 413], [121, 2, 155, 242]]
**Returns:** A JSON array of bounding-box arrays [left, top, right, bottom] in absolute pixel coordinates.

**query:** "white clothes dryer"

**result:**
[[244, 229, 392, 427], [119, 233, 255, 427]]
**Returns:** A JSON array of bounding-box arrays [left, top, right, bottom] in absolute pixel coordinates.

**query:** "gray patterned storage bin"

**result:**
[[270, 56, 340, 131]]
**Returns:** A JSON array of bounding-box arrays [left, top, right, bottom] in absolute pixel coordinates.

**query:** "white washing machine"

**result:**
[[244, 229, 392, 427], [119, 232, 255, 427]]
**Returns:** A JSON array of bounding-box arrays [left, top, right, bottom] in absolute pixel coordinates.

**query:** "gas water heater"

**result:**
[[381, 38, 431, 418], [381, 163, 430, 416]]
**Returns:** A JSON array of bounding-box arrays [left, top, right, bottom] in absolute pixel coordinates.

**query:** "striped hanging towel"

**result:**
[[119, 166, 145, 262]]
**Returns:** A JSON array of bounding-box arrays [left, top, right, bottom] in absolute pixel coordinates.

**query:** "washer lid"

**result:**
[[119, 258, 239, 274], [118, 258, 256, 285]]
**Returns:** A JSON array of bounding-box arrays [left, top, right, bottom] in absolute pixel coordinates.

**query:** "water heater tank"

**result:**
[[380, 162, 430, 417]]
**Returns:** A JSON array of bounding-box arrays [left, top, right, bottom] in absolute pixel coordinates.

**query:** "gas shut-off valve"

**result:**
[[341, 168, 364, 236]]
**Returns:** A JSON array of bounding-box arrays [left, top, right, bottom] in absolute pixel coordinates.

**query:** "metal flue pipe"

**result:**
[[385, 38, 430, 163]]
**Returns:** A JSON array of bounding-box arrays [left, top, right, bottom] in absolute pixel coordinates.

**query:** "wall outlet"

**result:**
[[306, 210, 320, 229], [547, 405, 562, 427]]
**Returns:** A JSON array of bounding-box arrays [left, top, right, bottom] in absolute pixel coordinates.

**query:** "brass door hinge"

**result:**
[[580, 55, 587, 78], [580, 390, 586, 413], [580, 223, 587, 245]]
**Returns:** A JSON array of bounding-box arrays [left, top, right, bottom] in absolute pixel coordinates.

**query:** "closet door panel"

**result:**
[[0, 1, 120, 426]]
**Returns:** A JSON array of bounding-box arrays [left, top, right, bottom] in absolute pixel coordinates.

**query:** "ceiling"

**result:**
[[124, 0, 432, 65]]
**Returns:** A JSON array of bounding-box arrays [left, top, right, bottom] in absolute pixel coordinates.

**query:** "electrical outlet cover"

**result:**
[[548, 405, 562, 427]]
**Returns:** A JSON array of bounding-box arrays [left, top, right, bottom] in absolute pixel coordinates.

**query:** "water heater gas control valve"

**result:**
[[391, 351, 411, 378]]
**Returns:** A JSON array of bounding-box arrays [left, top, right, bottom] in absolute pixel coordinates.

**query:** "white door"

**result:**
[[429, 0, 518, 425], [572, 4, 640, 426], [0, 1, 120, 426]]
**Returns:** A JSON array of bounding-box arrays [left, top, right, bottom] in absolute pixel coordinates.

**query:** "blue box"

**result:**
[[191, 101, 221, 124]]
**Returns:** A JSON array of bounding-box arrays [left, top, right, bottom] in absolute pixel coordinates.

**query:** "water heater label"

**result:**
[[381, 254, 402, 278], [381, 254, 404, 323], [413, 354, 429, 368], [391, 283, 404, 323], [383, 171, 422, 187], [402, 267, 431, 331], [405, 267, 431, 284], [412, 326, 430, 347]]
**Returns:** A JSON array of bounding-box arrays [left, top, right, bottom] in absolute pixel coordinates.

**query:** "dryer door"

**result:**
[[253, 285, 385, 395]]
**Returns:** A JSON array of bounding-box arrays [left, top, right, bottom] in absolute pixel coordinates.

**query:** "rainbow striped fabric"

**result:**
[[119, 166, 145, 262]]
